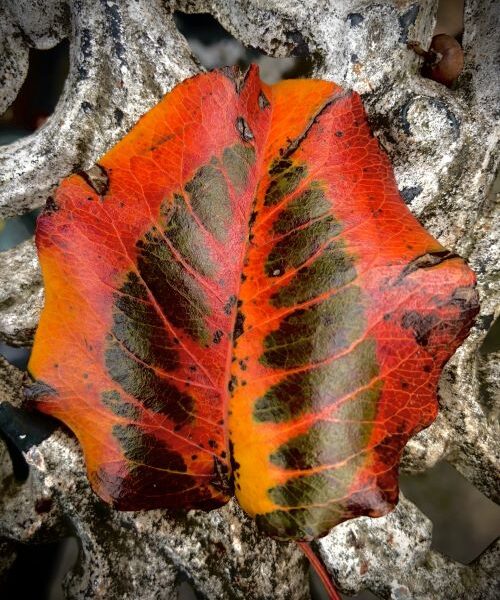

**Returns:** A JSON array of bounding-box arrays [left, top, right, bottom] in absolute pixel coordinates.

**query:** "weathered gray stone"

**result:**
[[0, 1, 499, 599], [0, 4, 28, 115], [0, 0, 198, 219], [0, 356, 24, 404], [4, 0, 70, 50], [0, 239, 43, 347], [318, 495, 500, 600]]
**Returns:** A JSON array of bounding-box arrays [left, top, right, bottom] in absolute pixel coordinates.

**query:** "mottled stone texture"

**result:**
[[0, 239, 43, 346], [0, 1, 498, 599]]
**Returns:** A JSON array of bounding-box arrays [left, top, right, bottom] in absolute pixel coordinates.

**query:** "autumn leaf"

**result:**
[[26, 65, 478, 540]]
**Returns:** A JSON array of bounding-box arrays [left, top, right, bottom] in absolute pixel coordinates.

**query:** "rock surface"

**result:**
[[0, 1, 498, 599]]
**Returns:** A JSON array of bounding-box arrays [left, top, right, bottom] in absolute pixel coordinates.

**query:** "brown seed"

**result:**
[[423, 34, 464, 87]]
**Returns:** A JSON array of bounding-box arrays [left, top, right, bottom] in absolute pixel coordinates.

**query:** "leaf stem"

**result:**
[[297, 541, 342, 600]]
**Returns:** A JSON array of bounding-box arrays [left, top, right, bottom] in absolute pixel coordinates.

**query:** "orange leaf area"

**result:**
[[27, 65, 478, 540]]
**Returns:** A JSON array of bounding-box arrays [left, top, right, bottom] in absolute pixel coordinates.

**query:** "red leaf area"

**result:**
[[27, 66, 478, 540]]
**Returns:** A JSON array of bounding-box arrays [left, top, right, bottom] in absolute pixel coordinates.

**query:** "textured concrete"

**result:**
[[319, 494, 499, 600], [0, 1, 498, 598], [0, 239, 43, 346], [0, 0, 198, 219]]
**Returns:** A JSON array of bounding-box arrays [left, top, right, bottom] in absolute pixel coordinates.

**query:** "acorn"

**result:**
[[408, 34, 464, 87]]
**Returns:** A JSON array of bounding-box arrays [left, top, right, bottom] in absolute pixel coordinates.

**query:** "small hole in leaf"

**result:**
[[0, 39, 69, 145], [400, 461, 500, 563], [173, 11, 313, 83]]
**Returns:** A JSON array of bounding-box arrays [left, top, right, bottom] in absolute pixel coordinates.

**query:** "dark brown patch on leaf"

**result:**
[[262, 286, 365, 368], [77, 163, 110, 197], [258, 91, 271, 110], [265, 215, 341, 277], [272, 184, 330, 235], [185, 163, 231, 242], [254, 339, 379, 422], [113, 424, 187, 471], [228, 439, 240, 475], [224, 295, 237, 315], [270, 241, 356, 308], [211, 456, 233, 494], [401, 311, 439, 346], [222, 144, 255, 191], [44, 196, 59, 214], [101, 390, 140, 419], [136, 227, 211, 343], [280, 89, 352, 160], [396, 250, 458, 283], [23, 380, 58, 403], [450, 286, 480, 314], [264, 160, 307, 207], [233, 311, 245, 342], [236, 116, 254, 142], [220, 65, 251, 93]]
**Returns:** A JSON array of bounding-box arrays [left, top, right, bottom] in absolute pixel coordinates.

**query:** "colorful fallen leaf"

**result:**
[[27, 65, 478, 540]]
